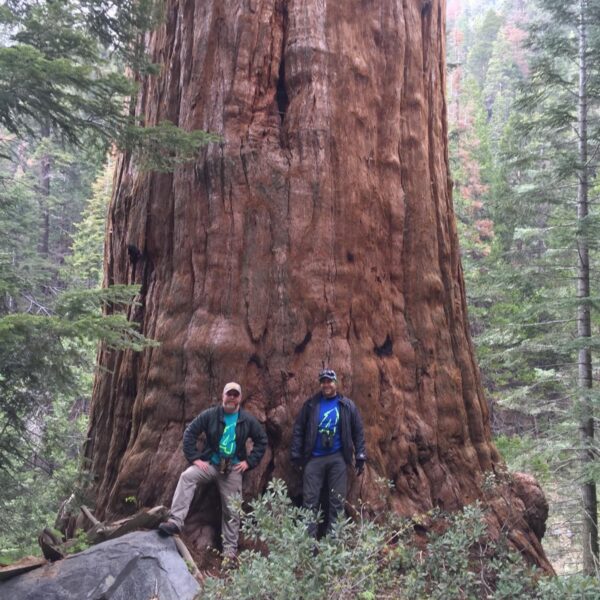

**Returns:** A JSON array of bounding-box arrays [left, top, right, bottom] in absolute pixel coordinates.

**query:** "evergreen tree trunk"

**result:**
[[86, 0, 552, 569], [38, 126, 51, 259], [577, 0, 599, 575]]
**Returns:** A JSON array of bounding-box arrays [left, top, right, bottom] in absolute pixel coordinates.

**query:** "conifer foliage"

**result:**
[[448, 0, 600, 574], [0, 0, 204, 555], [517, 0, 600, 575]]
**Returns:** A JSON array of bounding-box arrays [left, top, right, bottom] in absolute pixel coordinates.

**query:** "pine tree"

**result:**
[[0, 1, 168, 553], [63, 160, 114, 288], [447, 0, 600, 573], [515, 0, 600, 573]]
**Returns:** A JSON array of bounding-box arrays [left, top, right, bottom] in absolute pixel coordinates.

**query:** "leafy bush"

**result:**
[[200, 480, 598, 600]]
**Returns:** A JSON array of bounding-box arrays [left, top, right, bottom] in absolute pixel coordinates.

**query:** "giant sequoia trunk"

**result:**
[[86, 0, 552, 570]]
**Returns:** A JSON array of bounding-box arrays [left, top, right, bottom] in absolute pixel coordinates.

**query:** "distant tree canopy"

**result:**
[[0, 1, 141, 146], [447, 0, 600, 574], [0, 0, 212, 556], [0, 0, 216, 166]]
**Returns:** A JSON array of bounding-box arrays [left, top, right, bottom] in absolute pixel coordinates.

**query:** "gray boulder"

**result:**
[[0, 531, 200, 600]]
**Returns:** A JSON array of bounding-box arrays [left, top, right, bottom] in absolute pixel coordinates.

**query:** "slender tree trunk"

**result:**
[[38, 161, 51, 259], [38, 125, 51, 259], [86, 0, 552, 570], [577, 0, 598, 575]]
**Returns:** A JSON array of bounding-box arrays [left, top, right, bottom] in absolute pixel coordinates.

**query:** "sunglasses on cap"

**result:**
[[318, 369, 337, 382]]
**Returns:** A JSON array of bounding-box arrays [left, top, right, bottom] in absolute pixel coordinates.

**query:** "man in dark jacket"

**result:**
[[159, 382, 267, 561], [290, 369, 367, 537]]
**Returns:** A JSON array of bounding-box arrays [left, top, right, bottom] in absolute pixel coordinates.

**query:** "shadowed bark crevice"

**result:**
[[374, 335, 394, 357], [248, 354, 264, 368], [294, 331, 312, 354], [276, 57, 289, 123]]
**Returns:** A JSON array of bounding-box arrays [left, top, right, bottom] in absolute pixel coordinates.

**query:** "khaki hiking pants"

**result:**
[[169, 464, 242, 556]]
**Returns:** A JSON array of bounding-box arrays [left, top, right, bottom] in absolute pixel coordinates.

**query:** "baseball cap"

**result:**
[[318, 369, 337, 382], [223, 382, 242, 395]]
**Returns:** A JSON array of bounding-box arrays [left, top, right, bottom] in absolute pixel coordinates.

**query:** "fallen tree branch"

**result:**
[[173, 536, 202, 580]]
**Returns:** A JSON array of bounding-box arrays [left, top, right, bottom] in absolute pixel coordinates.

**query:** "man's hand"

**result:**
[[193, 459, 211, 472], [233, 460, 249, 473]]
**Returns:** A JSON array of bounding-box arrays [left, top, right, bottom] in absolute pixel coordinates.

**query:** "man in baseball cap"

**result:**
[[159, 381, 267, 567], [290, 368, 367, 537]]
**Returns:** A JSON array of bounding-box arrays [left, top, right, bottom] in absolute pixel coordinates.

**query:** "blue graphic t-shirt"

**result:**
[[211, 411, 240, 465], [312, 395, 342, 456]]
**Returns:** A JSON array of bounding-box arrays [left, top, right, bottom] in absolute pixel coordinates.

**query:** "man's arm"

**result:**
[[182, 410, 209, 463], [290, 403, 307, 464], [245, 417, 268, 469]]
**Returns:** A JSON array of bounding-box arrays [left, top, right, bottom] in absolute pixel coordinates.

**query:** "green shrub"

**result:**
[[199, 479, 598, 600]]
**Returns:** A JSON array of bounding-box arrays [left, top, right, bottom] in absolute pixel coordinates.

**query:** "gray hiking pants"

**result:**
[[303, 451, 347, 537], [169, 464, 242, 555]]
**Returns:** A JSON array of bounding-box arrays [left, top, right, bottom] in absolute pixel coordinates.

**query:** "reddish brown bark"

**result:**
[[86, 0, 552, 570]]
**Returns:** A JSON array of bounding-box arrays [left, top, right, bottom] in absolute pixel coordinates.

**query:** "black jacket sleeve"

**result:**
[[290, 403, 308, 463], [182, 410, 210, 463], [246, 416, 268, 469], [350, 402, 367, 464]]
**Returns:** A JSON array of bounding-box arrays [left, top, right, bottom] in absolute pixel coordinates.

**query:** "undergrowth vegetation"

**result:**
[[201, 480, 599, 600]]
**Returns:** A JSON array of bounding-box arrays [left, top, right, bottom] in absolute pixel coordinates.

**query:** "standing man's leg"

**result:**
[[325, 452, 347, 535], [303, 456, 326, 538], [217, 469, 243, 557], [169, 464, 218, 530]]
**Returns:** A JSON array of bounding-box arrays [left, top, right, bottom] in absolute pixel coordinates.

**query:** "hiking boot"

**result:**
[[158, 520, 181, 536]]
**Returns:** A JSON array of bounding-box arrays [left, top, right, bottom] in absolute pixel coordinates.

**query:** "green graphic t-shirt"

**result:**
[[211, 411, 240, 465]]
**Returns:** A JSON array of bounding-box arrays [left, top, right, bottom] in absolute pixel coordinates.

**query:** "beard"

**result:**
[[223, 399, 240, 412]]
